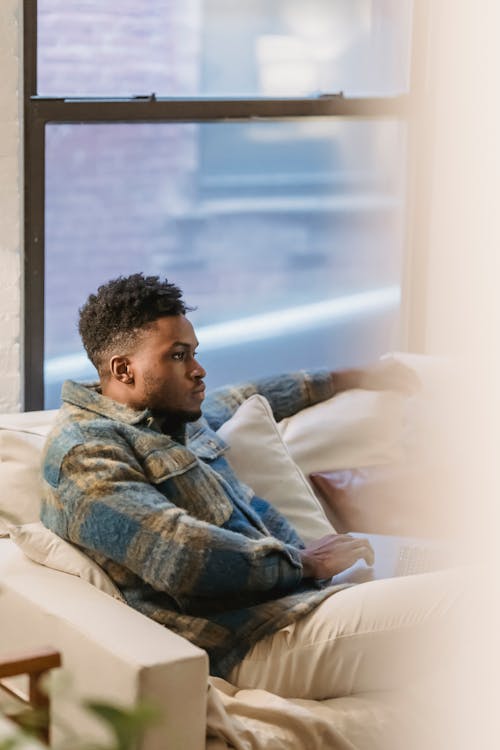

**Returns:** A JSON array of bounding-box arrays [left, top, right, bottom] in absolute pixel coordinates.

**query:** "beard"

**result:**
[[155, 407, 203, 438], [162, 407, 202, 424], [142, 372, 203, 428]]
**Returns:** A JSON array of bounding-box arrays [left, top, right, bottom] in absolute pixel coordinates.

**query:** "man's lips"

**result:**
[[192, 384, 206, 397]]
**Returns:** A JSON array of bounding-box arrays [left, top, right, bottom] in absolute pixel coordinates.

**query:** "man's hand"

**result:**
[[331, 359, 420, 396], [300, 534, 375, 579]]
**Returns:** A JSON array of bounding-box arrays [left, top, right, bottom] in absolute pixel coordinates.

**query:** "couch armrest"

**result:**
[[0, 540, 208, 750]]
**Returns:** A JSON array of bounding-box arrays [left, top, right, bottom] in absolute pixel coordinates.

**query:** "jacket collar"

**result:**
[[62, 380, 159, 427], [61, 380, 207, 443]]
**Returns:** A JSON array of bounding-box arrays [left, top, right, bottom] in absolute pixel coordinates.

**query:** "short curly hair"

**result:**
[[78, 273, 191, 375]]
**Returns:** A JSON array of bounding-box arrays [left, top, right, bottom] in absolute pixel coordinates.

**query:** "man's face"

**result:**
[[127, 315, 206, 422]]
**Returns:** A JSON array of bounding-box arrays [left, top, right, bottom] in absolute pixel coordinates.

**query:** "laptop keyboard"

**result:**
[[395, 543, 445, 576]]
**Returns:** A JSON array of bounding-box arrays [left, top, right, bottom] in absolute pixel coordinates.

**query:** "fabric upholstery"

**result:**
[[309, 464, 444, 536], [0, 539, 208, 750], [217, 394, 335, 543], [277, 389, 405, 477], [6, 520, 124, 600], [0, 413, 57, 525]]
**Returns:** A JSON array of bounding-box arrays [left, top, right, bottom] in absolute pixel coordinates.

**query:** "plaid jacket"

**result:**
[[41, 371, 344, 677]]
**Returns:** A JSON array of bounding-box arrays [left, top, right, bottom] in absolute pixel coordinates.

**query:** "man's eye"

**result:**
[[172, 351, 185, 361]]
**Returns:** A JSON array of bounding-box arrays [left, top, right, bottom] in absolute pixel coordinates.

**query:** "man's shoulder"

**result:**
[[42, 401, 132, 475], [45, 403, 85, 451]]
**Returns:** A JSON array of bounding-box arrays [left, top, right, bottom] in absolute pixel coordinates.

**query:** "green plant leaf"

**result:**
[[0, 738, 22, 750], [8, 708, 48, 736], [83, 701, 161, 750]]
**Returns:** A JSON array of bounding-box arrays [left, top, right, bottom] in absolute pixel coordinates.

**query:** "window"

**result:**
[[25, 0, 421, 409]]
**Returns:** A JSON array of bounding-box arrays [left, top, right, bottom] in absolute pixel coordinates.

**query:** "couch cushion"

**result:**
[[310, 464, 439, 536], [0, 426, 52, 525], [217, 395, 335, 543], [0, 411, 58, 526], [277, 389, 405, 478], [0, 410, 58, 432], [6, 520, 124, 601]]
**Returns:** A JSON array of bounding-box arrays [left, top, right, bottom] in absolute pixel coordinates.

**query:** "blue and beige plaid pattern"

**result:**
[[41, 371, 343, 677]]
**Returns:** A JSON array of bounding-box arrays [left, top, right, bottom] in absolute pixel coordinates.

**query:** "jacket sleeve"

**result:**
[[202, 370, 335, 430], [249, 495, 305, 549], [41, 440, 304, 600]]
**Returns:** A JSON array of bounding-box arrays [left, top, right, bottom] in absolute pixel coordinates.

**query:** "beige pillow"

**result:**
[[0, 410, 58, 432], [0, 411, 58, 528], [217, 395, 334, 543], [7, 521, 124, 601], [277, 389, 406, 477], [0, 428, 49, 525]]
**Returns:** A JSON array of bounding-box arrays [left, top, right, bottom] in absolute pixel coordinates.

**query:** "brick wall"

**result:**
[[0, 0, 22, 412]]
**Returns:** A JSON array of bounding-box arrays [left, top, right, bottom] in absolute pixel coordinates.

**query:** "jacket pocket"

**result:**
[[147, 451, 234, 527], [143, 445, 198, 484]]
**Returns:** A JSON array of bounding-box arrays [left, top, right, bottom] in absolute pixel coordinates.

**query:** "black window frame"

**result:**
[[24, 0, 431, 410]]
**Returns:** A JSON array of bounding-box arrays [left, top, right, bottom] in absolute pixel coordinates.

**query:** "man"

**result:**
[[41, 273, 460, 699]]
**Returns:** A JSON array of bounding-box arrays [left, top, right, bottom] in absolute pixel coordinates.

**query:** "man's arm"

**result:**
[[203, 360, 419, 430], [41, 441, 305, 600], [249, 495, 305, 549], [203, 370, 334, 431], [330, 359, 420, 396]]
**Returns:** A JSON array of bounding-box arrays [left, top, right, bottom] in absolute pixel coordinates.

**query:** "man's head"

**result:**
[[78, 273, 206, 422]]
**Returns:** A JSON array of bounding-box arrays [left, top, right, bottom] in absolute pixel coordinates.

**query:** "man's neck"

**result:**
[[156, 414, 187, 443]]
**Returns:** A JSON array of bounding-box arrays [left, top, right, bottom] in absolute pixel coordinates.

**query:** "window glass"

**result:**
[[38, 0, 413, 97], [44, 119, 406, 407]]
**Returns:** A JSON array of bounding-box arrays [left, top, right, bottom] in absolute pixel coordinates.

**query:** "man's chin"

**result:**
[[183, 409, 203, 423], [162, 408, 202, 424]]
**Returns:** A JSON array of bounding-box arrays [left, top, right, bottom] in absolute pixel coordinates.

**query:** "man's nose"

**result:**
[[190, 359, 206, 379]]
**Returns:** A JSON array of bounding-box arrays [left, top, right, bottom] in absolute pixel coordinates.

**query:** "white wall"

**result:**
[[424, 1, 500, 362], [0, 0, 22, 412], [422, 0, 499, 528], [421, 5, 500, 745]]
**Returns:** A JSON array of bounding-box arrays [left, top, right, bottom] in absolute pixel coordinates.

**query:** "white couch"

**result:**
[[0, 356, 451, 750]]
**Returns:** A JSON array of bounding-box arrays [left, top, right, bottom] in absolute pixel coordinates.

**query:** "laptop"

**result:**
[[330, 532, 459, 586]]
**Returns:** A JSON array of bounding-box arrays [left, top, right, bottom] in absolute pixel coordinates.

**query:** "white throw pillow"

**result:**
[[7, 521, 124, 601], [0, 412, 57, 527], [277, 389, 406, 477], [0, 410, 58, 432], [0, 428, 49, 525], [217, 394, 335, 543]]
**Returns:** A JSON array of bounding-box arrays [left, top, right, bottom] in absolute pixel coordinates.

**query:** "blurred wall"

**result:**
[[419, 3, 500, 746], [424, 1, 500, 362], [422, 1, 499, 532]]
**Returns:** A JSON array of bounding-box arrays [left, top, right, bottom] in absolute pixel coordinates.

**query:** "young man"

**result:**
[[41, 273, 460, 699]]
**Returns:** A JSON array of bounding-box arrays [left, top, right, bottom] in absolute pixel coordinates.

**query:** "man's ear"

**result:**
[[109, 356, 134, 384]]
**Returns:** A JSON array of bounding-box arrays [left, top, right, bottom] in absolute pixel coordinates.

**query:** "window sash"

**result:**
[[23, 0, 429, 410]]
